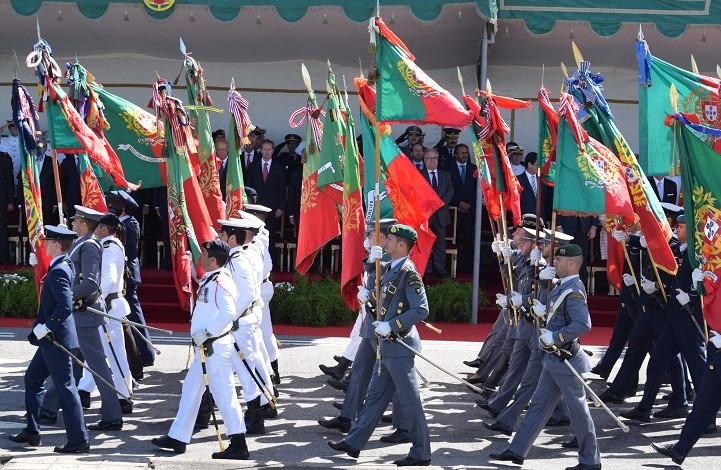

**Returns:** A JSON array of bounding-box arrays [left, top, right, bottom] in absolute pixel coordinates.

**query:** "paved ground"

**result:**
[[1, 327, 720, 469]]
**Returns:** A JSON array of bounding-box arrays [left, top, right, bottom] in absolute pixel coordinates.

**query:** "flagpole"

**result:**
[[646, 247, 668, 303], [499, 193, 518, 323], [487, 216, 508, 293], [50, 147, 66, 227], [533, 167, 542, 298]]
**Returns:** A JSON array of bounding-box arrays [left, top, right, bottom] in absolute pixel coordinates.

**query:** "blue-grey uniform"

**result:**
[[341, 255, 431, 462], [505, 268, 600, 467], [20, 242, 88, 446]]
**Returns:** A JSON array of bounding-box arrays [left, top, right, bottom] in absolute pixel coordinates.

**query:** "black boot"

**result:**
[[271, 359, 280, 385], [261, 403, 278, 419], [327, 372, 352, 392], [212, 433, 250, 460], [193, 390, 214, 433], [78, 390, 91, 409], [319, 357, 352, 380], [244, 397, 265, 435]]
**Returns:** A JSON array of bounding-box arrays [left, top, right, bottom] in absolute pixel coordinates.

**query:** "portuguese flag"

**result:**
[[537, 87, 559, 185], [554, 94, 633, 218], [373, 17, 472, 128], [11, 79, 49, 294], [317, 70, 345, 205], [671, 115, 721, 332], [356, 77, 443, 276], [183, 54, 224, 229], [637, 36, 721, 176], [294, 92, 341, 275]]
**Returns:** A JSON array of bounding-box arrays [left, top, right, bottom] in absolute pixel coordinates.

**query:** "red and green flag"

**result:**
[[637, 35, 721, 176], [356, 77, 443, 275], [537, 87, 559, 185], [670, 114, 721, 332], [373, 17, 472, 128], [225, 80, 251, 218], [553, 94, 633, 218], [317, 70, 345, 205], [291, 87, 341, 275], [11, 79, 49, 293], [182, 51, 224, 229]]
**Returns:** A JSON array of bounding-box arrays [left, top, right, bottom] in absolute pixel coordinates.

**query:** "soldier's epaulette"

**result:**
[[103, 240, 111, 248], [407, 271, 423, 287], [242, 245, 249, 250], [570, 292, 586, 302]]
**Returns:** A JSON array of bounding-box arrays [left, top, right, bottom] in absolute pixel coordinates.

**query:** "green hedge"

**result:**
[[270, 276, 487, 326], [0, 269, 38, 317]]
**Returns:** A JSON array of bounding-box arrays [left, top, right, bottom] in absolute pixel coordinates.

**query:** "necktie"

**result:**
[[459, 164, 466, 182], [530, 175, 537, 196], [431, 171, 438, 190], [246, 153, 252, 169], [263, 162, 269, 182], [657, 180, 663, 197], [416, 163, 422, 171]]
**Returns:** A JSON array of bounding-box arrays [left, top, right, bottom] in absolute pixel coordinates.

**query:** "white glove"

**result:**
[[29, 252, 38, 266], [33, 323, 50, 340], [611, 228, 628, 242], [495, 293, 508, 309], [623, 273, 635, 287], [539, 266, 556, 280], [640, 276, 658, 294], [539, 328, 554, 347], [530, 248, 542, 263], [675, 289, 690, 306], [692, 268, 705, 284], [491, 239, 502, 255], [357, 286, 370, 304], [500, 243, 513, 259], [363, 237, 372, 251], [368, 245, 383, 262], [510, 291, 523, 308], [639, 235, 648, 248], [531, 300, 547, 318], [373, 320, 392, 337], [710, 332, 721, 348], [191, 328, 209, 347]]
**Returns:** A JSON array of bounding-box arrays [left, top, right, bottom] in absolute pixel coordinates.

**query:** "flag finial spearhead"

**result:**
[[457, 66, 466, 96], [669, 83, 679, 114], [571, 41, 583, 68]]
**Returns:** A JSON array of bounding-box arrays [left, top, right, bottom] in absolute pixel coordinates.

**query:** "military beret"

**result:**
[[71, 205, 105, 221], [244, 187, 258, 198], [285, 133, 301, 143], [365, 217, 398, 236], [98, 213, 121, 227], [202, 239, 230, 257], [388, 223, 417, 242], [43, 225, 77, 240], [443, 127, 461, 137], [677, 214, 686, 224], [555, 243, 583, 257], [405, 125, 423, 136]]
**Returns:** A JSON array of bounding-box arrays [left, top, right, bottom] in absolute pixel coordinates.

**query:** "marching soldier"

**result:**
[[328, 224, 432, 466], [9, 226, 89, 453], [40, 206, 124, 430], [152, 240, 250, 459], [490, 244, 601, 470]]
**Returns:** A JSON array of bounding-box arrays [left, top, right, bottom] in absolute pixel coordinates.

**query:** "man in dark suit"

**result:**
[[0, 150, 15, 264], [649, 175, 678, 205], [249, 139, 286, 266], [408, 143, 426, 172], [276, 133, 303, 229], [10, 225, 89, 453], [422, 149, 454, 278], [516, 152, 552, 221], [60, 153, 81, 221], [448, 144, 477, 274], [436, 127, 461, 170], [216, 139, 229, 201], [240, 132, 262, 184], [38, 139, 60, 226], [556, 214, 599, 286]]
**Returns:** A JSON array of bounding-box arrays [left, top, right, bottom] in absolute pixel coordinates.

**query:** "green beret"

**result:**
[[555, 243, 583, 257], [388, 224, 417, 242]]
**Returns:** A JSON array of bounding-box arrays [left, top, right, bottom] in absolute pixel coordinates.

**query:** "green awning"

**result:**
[[498, 0, 718, 38], [10, 1, 498, 23]]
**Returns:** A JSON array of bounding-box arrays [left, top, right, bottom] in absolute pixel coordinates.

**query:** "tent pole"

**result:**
[[471, 21, 489, 324]]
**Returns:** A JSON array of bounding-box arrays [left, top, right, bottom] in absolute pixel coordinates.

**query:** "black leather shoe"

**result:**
[[54, 440, 90, 453], [9, 430, 41, 446], [327, 440, 360, 458], [651, 442, 684, 465], [463, 358, 483, 368], [565, 464, 602, 470], [546, 417, 571, 427], [261, 404, 278, 419], [89, 419, 123, 431], [489, 449, 524, 465], [327, 376, 350, 392], [39, 409, 57, 425], [476, 399, 498, 418], [705, 423, 718, 434], [589, 367, 609, 380], [119, 398, 133, 415], [332, 402, 343, 411], [318, 416, 352, 433], [482, 420, 512, 436], [599, 390, 624, 404], [380, 413, 393, 424], [393, 456, 431, 466], [621, 407, 651, 422], [466, 375, 483, 384], [380, 428, 411, 444], [79, 390, 91, 409], [653, 405, 689, 419], [151, 435, 186, 453], [561, 437, 579, 449]]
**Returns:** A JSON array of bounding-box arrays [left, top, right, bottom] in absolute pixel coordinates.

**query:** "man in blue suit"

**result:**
[[448, 144, 477, 274], [9, 225, 89, 453]]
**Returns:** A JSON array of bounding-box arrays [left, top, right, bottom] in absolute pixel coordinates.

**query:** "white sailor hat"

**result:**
[[543, 228, 574, 245], [243, 203, 272, 213], [71, 205, 105, 221], [238, 210, 266, 226], [218, 218, 263, 231], [520, 227, 548, 242]]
